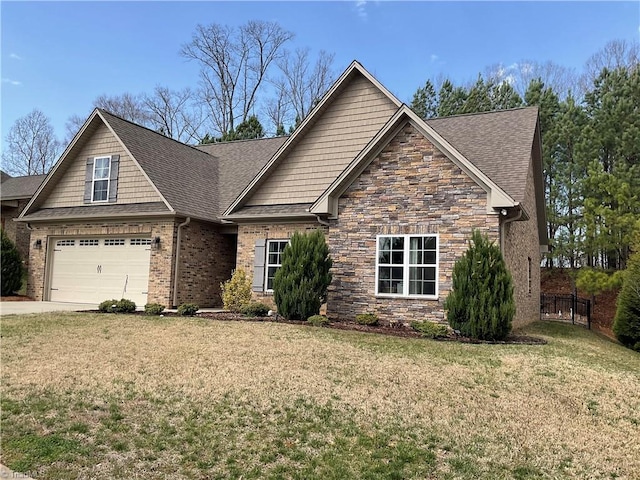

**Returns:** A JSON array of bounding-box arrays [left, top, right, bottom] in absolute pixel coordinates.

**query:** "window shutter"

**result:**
[[108, 155, 120, 203], [252, 239, 267, 292], [83, 157, 94, 204]]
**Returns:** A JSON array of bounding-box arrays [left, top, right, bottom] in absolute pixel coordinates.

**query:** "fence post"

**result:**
[[587, 299, 591, 330], [571, 293, 575, 325]]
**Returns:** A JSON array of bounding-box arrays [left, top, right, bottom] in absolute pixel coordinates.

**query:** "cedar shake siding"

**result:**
[[502, 161, 541, 327], [326, 124, 500, 324], [42, 122, 160, 209], [246, 74, 398, 206]]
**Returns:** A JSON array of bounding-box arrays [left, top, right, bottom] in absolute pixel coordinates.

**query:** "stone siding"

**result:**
[[236, 222, 326, 307], [327, 123, 499, 324], [176, 220, 236, 307], [27, 220, 177, 306], [502, 161, 541, 327], [1, 199, 32, 267]]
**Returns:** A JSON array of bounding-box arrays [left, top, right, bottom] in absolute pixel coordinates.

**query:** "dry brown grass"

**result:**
[[1, 313, 639, 479]]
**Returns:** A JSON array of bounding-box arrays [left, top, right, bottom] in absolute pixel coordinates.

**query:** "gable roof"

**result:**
[[1, 174, 46, 201], [425, 107, 539, 203], [223, 60, 402, 216]]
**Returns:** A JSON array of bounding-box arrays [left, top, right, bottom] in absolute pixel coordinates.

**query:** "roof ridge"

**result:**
[[426, 105, 537, 122], [196, 135, 290, 146], [97, 108, 214, 157]]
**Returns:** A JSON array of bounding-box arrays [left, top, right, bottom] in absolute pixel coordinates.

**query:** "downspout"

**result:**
[[172, 217, 191, 307], [314, 214, 330, 227], [499, 207, 523, 254]]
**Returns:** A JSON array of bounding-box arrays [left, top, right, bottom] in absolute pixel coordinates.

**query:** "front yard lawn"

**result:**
[[1, 314, 639, 479]]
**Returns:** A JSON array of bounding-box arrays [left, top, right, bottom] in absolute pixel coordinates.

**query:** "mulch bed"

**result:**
[[1, 295, 34, 301]]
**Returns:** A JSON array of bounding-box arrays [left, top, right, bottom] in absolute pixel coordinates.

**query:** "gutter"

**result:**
[[172, 217, 191, 307]]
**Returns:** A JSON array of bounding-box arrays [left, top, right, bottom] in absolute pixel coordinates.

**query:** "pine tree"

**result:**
[[612, 250, 640, 351], [273, 230, 332, 320], [437, 80, 467, 117], [1, 229, 24, 296], [410, 79, 438, 119], [444, 230, 515, 340]]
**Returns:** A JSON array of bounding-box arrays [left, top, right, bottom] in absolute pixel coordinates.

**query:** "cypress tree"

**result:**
[[613, 250, 640, 351], [1, 229, 24, 296], [273, 230, 332, 320], [444, 230, 515, 340]]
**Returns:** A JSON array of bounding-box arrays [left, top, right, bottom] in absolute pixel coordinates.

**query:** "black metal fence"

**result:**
[[540, 294, 591, 329]]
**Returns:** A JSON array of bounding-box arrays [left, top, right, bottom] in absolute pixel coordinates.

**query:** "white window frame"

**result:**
[[91, 156, 111, 203], [264, 239, 289, 292], [375, 234, 439, 299]]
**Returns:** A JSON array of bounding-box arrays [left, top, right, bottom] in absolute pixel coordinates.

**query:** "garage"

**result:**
[[48, 237, 152, 305]]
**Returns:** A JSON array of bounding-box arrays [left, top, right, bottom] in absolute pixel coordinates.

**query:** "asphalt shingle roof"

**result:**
[[426, 106, 539, 203], [24, 202, 170, 219], [0, 174, 46, 200]]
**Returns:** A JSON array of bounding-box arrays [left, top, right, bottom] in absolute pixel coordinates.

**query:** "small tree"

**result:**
[[220, 268, 252, 312], [444, 230, 515, 340], [613, 251, 640, 351], [1, 230, 24, 296], [273, 230, 332, 320]]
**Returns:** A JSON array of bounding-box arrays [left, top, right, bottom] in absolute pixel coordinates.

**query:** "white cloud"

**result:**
[[9, 53, 22, 60], [355, 1, 367, 20], [430, 54, 439, 63], [2, 78, 22, 86]]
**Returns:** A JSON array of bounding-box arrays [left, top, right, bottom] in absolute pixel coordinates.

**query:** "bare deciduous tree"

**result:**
[[581, 39, 640, 91], [143, 86, 205, 144], [94, 92, 149, 124], [181, 20, 293, 136], [2, 109, 61, 176], [484, 60, 578, 100]]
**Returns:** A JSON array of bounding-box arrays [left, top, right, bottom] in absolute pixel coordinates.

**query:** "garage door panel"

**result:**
[[49, 237, 151, 305]]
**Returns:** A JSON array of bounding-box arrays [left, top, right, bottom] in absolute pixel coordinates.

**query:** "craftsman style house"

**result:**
[[18, 61, 546, 326]]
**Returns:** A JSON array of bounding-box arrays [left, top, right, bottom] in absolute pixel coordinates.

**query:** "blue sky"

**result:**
[[1, 1, 639, 150]]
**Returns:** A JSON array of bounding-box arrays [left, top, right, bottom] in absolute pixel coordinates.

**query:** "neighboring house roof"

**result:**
[[0, 174, 46, 201], [196, 137, 286, 213], [425, 107, 539, 204], [1, 171, 12, 183]]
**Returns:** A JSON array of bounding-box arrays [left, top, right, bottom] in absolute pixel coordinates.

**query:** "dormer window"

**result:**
[[92, 156, 111, 202]]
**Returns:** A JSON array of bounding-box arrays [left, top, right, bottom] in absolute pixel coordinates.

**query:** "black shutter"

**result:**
[[108, 155, 120, 203], [83, 157, 94, 203], [252, 239, 267, 292]]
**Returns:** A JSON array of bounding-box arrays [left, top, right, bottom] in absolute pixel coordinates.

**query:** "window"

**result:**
[[265, 240, 289, 291], [376, 234, 438, 297], [56, 239, 75, 247], [79, 239, 99, 246], [104, 238, 125, 246], [130, 238, 152, 246], [92, 156, 111, 202]]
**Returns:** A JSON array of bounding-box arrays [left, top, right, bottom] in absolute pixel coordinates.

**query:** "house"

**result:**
[[1, 172, 47, 265], [18, 61, 546, 326]]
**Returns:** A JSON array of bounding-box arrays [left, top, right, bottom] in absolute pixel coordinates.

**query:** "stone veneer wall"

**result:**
[[27, 220, 177, 305], [2, 199, 32, 267], [327, 123, 499, 324], [502, 161, 541, 327], [176, 220, 236, 307], [236, 222, 326, 307]]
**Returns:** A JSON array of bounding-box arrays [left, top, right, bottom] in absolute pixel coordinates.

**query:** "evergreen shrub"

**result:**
[[613, 251, 640, 351], [307, 315, 329, 327], [177, 303, 199, 316], [221, 269, 252, 312], [444, 230, 515, 340], [273, 230, 332, 320], [355, 313, 378, 326], [240, 302, 270, 317], [411, 321, 449, 339], [144, 303, 165, 315], [1, 229, 24, 296]]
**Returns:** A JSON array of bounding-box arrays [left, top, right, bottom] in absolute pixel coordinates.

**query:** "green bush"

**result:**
[[1, 229, 24, 296], [355, 313, 378, 326], [220, 268, 252, 312], [411, 321, 449, 339], [273, 230, 332, 320], [144, 303, 165, 315], [307, 315, 329, 327], [177, 303, 199, 316], [613, 251, 640, 351], [444, 230, 515, 340], [240, 302, 270, 317], [99, 298, 136, 313]]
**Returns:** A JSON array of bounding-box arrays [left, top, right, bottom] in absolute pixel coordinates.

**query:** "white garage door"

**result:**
[[49, 237, 152, 305]]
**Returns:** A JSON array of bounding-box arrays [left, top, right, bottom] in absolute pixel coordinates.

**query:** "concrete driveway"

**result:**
[[0, 301, 97, 316]]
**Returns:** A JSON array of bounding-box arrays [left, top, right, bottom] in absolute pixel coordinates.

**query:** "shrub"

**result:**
[[1, 229, 24, 296], [177, 303, 199, 316], [444, 230, 515, 340], [220, 269, 252, 312], [307, 315, 329, 327], [355, 313, 378, 326], [273, 230, 332, 320], [411, 321, 449, 339], [613, 251, 640, 351], [240, 302, 270, 317], [99, 298, 136, 313], [144, 303, 165, 315]]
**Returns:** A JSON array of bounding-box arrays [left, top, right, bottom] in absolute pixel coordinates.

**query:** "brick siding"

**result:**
[[1, 200, 32, 267]]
